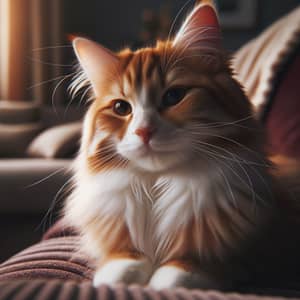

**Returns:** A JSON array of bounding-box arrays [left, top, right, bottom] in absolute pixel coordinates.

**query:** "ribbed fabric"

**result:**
[[0, 226, 300, 299], [0, 281, 293, 300], [0, 236, 92, 282]]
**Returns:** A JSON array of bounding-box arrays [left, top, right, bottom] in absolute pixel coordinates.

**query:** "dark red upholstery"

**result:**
[[265, 51, 300, 158]]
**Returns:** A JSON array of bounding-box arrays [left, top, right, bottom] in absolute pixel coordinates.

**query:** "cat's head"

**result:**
[[72, 0, 258, 174]]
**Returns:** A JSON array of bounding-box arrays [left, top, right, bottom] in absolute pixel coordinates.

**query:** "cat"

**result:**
[[64, 0, 300, 290]]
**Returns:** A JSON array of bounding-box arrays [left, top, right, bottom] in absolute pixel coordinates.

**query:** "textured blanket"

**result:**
[[0, 221, 300, 300], [0, 280, 296, 300]]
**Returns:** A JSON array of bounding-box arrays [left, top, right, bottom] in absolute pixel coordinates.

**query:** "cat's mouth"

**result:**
[[129, 141, 182, 158], [134, 143, 156, 157]]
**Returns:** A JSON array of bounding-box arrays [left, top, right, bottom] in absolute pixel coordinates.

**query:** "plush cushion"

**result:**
[[0, 221, 299, 299], [27, 122, 82, 159], [233, 5, 300, 159], [0, 123, 43, 157], [233, 5, 300, 115], [265, 51, 300, 157], [0, 101, 40, 124], [1, 281, 294, 300]]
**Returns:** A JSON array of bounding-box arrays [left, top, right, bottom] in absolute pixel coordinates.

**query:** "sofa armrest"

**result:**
[[0, 159, 72, 214]]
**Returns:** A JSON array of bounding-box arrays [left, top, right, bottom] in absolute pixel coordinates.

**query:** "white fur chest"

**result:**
[[72, 168, 210, 262]]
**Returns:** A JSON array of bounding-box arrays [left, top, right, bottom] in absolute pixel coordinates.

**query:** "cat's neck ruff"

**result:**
[[67, 155, 271, 263]]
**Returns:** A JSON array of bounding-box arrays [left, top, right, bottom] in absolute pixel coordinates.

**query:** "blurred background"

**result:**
[[0, 0, 299, 262], [0, 0, 299, 110]]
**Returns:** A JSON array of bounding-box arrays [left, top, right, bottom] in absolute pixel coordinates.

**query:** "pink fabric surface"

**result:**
[[0, 220, 299, 299]]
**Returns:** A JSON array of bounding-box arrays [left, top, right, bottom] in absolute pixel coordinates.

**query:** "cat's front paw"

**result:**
[[93, 258, 153, 287], [149, 265, 222, 290]]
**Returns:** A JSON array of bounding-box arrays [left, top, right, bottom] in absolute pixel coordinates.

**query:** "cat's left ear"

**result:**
[[173, 0, 221, 51], [72, 37, 119, 96]]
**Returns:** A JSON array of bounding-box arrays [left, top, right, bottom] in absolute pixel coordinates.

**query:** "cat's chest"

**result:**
[[120, 175, 208, 257], [92, 172, 208, 224], [86, 171, 210, 259]]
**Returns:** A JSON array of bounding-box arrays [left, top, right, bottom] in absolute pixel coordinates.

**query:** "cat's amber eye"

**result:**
[[113, 100, 132, 116], [161, 87, 187, 109]]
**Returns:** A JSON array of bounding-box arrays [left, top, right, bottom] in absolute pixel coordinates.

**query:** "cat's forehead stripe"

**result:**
[[121, 50, 164, 100]]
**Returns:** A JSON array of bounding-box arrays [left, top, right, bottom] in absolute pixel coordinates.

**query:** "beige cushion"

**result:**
[[0, 123, 44, 157], [27, 122, 82, 158], [232, 5, 300, 115]]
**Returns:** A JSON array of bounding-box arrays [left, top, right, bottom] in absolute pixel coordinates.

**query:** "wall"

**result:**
[[224, 0, 300, 51], [63, 0, 300, 52], [59, 0, 299, 111]]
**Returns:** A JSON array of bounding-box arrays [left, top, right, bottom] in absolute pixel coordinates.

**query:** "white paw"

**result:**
[[93, 258, 152, 287], [149, 265, 219, 290]]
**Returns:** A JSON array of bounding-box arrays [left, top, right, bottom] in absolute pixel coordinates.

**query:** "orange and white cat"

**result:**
[[64, 0, 300, 290]]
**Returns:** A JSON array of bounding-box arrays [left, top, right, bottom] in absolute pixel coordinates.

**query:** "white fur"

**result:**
[[88, 129, 109, 156], [93, 258, 152, 287], [149, 265, 191, 289], [67, 4, 270, 288], [66, 146, 266, 264], [149, 265, 220, 290], [173, 1, 219, 49], [66, 109, 267, 263], [66, 159, 216, 262], [116, 90, 191, 172]]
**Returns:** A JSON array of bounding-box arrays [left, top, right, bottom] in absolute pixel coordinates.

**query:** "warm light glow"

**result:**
[[0, 0, 10, 99]]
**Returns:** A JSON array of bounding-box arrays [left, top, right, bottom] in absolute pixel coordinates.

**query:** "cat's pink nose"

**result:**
[[135, 127, 156, 144]]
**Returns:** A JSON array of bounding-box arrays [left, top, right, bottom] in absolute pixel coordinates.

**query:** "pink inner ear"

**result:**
[[192, 5, 219, 28], [174, 3, 221, 50]]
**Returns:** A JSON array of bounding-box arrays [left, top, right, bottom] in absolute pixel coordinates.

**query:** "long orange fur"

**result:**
[[64, 0, 300, 290]]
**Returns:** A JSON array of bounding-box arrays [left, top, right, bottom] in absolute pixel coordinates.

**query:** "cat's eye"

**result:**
[[113, 100, 132, 116], [161, 87, 187, 108]]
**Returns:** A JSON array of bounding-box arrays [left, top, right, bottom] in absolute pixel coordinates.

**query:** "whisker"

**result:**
[[28, 73, 75, 90], [189, 130, 270, 167], [79, 86, 93, 107], [32, 45, 73, 51], [191, 139, 267, 167], [191, 144, 253, 203], [202, 133, 268, 166], [216, 163, 238, 209], [163, 0, 194, 69], [25, 167, 68, 188], [52, 73, 76, 115], [188, 115, 254, 128], [166, 27, 213, 70], [92, 143, 117, 153], [192, 142, 268, 206], [28, 57, 73, 67], [64, 85, 92, 117], [37, 177, 74, 232]]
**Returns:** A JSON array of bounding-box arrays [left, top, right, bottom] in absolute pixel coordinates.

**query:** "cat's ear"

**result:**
[[173, 0, 221, 51], [72, 37, 119, 95]]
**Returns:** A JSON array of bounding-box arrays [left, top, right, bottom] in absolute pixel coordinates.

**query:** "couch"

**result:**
[[0, 5, 300, 300], [0, 102, 81, 261]]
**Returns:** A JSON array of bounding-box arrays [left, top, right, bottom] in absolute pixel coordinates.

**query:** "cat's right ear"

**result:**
[[173, 0, 221, 51], [72, 37, 119, 96]]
